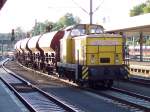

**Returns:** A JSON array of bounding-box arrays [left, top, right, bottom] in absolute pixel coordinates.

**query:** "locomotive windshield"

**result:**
[[71, 24, 104, 37], [89, 25, 104, 34], [71, 24, 86, 37]]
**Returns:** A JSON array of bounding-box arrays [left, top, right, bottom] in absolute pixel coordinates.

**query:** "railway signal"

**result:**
[[11, 29, 15, 41]]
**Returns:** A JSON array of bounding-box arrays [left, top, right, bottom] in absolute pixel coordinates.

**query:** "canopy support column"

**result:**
[[139, 32, 143, 62]]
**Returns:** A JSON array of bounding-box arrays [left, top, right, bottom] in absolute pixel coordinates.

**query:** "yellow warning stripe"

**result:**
[[82, 67, 88, 75], [125, 66, 129, 72], [82, 66, 86, 70], [82, 72, 88, 79], [82, 66, 88, 79]]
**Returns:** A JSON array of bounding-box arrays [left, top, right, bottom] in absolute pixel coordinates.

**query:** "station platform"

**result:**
[[129, 61, 150, 78], [129, 61, 150, 66], [0, 58, 29, 112], [0, 79, 29, 112]]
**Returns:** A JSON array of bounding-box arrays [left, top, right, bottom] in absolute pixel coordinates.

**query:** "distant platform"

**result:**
[[0, 79, 29, 112], [130, 61, 150, 66], [129, 61, 150, 78]]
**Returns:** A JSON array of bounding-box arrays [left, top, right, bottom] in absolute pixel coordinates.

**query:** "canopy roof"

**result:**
[[105, 13, 150, 35]]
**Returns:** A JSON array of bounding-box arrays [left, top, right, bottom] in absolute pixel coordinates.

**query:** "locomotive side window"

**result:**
[[71, 28, 86, 37], [70, 24, 104, 37], [71, 24, 86, 37]]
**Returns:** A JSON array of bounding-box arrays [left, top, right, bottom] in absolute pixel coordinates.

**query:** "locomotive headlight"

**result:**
[[90, 54, 95, 64], [115, 54, 119, 64]]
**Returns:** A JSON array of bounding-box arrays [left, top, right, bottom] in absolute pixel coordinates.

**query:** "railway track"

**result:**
[[0, 59, 79, 112], [4, 59, 150, 112], [110, 87, 150, 111], [83, 87, 150, 112], [128, 76, 150, 86]]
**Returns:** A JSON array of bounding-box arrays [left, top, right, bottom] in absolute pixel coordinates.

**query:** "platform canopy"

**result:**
[[105, 13, 150, 36], [0, 0, 7, 10], [105, 13, 150, 61]]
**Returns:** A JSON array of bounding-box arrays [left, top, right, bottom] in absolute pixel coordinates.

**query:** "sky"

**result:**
[[0, 0, 147, 33]]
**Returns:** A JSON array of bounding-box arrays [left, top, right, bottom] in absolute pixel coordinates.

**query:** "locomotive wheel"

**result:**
[[103, 80, 113, 88], [57, 67, 64, 78], [88, 81, 97, 88], [42, 67, 46, 73], [77, 81, 84, 87]]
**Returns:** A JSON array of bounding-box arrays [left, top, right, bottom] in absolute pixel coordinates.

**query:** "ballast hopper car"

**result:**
[[20, 38, 31, 65]]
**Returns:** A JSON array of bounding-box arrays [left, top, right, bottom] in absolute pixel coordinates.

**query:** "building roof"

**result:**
[[105, 13, 150, 33]]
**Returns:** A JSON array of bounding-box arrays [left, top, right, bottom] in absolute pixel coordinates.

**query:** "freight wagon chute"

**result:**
[[15, 40, 23, 53], [50, 31, 64, 50], [28, 35, 41, 53], [27, 35, 42, 68], [20, 38, 31, 53], [38, 31, 65, 73], [15, 40, 23, 62], [20, 38, 31, 65]]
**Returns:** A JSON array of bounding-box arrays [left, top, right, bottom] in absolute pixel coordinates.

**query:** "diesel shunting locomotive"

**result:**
[[15, 24, 129, 88]]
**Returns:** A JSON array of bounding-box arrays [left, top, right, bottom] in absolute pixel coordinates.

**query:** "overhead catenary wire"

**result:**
[[71, 0, 104, 15], [93, 0, 104, 13], [71, 0, 89, 14], [71, 0, 104, 24]]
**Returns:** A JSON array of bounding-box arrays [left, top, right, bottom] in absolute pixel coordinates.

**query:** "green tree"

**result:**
[[130, 3, 146, 16], [53, 13, 81, 30], [130, 0, 150, 16], [33, 22, 46, 36], [31, 13, 80, 34], [143, 0, 150, 13], [59, 13, 77, 26], [31, 20, 54, 36], [143, 6, 150, 13], [15, 27, 25, 40]]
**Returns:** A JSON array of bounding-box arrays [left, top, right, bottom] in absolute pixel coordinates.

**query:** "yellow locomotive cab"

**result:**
[[58, 24, 129, 87], [80, 35, 123, 65]]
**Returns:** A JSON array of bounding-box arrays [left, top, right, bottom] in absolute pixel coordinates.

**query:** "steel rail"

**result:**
[[129, 77, 150, 86], [111, 87, 150, 102], [85, 88, 150, 112], [1, 59, 78, 112], [6, 59, 150, 111], [0, 77, 36, 112]]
